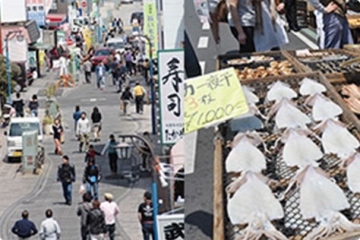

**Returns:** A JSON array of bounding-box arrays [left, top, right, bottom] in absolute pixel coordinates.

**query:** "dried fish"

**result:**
[[305, 94, 343, 122], [343, 152, 360, 193], [243, 85, 259, 105]]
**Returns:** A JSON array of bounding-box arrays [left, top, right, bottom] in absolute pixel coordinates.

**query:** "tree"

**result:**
[[0, 55, 20, 105]]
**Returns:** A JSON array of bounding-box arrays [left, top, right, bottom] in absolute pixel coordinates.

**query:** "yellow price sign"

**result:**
[[184, 68, 249, 133]]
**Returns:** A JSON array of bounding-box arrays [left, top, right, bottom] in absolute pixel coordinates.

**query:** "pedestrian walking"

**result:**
[[76, 112, 91, 152], [142, 59, 150, 84], [91, 107, 102, 142], [85, 145, 101, 163], [28, 94, 39, 117], [101, 134, 119, 175], [125, 51, 133, 75], [52, 119, 63, 155], [95, 62, 106, 90], [134, 81, 147, 114], [87, 200, 107, 240], [77, 193, 93, 240], [83, 158, 102, 200], [12, 92, 24, 117], [100, 193, 119, 240], [138, 191, 155, 240], [120, 86, 134, 115], [59, 54, 69, 78], [73, 105, 82, 133], [11, 210, 38, 239], [57, 155, 76, 205], [39, 209, 61, 240], [54, 105, 62, 124], [83, 57, 92, 83], [138, 131, 153, 171]]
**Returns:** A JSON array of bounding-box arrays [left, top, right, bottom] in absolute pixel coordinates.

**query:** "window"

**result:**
[[107, 42, 125, 49], [9, 123, 40, 137], [94, 49, 111, 56]]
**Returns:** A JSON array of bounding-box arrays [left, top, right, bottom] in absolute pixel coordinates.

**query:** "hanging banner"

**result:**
[[143, 0, 158, 58], [26, 0, 46, 26], [158, 49, 184, 145], [184, 68, 249, 133]]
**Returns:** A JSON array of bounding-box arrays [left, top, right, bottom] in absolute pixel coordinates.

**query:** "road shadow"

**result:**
[[185, 210, 213, 239]]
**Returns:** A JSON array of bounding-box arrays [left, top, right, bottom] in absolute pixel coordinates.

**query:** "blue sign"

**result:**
[[28, 11, 46, 26]]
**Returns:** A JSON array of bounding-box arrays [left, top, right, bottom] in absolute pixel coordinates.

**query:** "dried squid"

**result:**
[[268, 98, 311, 129], [299, 166, 360, 240], [242, 86, 267, 119], [299, 77, 326, 96], [315, 118, 359, 158], [227, 172, 287, 240], [225, 135, 266, 173], [343, 152, 360, 193], [266, 81, 297, 103], [305, 93, 343, 122], [281, 128, 323, 168]]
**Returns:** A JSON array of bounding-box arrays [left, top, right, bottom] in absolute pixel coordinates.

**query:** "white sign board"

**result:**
[[158, 49, 185, 145], [157, 214, 184, 240], [8, 38, 28, 62], [0, 0, 27, 23], [163, 0, 184, 49]]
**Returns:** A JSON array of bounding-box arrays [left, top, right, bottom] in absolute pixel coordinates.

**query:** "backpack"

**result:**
[[216, 0, 229, 23], [88, 209, 106, 234]]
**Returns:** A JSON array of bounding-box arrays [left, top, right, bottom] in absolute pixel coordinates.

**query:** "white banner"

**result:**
[[158, 50, 184, 145], [157, 214, 184, 240]]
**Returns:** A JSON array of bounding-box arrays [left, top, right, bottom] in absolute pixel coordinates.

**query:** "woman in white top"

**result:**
[[253, 0, 289, 51], [207, 0, 221, 44]]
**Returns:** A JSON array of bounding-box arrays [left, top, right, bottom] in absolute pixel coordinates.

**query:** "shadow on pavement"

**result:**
[[185, 210, 213, 239]]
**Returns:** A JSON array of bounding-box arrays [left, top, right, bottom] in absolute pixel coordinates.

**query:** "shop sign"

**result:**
[[143, 0, 158, 58], [184, 68, 249, 133], [158, 49, 184, 145], [26, 0, 46, 26], [22, 130, 38, 171], [157, 214, 184, 240]]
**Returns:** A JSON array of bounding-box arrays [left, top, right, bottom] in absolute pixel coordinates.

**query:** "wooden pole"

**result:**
[[213, 135, 225, 239]]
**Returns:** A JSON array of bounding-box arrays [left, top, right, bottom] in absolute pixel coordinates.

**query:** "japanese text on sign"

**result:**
[[184, 68, 249, 133], [158, 50, 184, 145]]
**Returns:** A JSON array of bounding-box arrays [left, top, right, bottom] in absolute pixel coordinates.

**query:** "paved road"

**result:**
[[184, 1, 318, 239]]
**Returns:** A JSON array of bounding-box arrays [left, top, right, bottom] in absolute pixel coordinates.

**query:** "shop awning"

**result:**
[[46, 13, 67, 26]]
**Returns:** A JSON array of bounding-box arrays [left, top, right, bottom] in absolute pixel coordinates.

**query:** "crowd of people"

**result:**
[[209, 0, 352, 52]]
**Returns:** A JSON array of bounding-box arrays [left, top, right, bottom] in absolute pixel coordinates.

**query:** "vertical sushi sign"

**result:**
[[158, 49, 185, 145], [184, 68, 249, 133]]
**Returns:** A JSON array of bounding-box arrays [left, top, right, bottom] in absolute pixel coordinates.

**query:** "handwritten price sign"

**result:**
[[184, 68, 249, 133]]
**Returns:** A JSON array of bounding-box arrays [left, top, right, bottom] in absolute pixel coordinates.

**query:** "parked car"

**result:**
[[90, 47, 114, 71], [121, 0, 133, 3], [106, 38, 125, 54]]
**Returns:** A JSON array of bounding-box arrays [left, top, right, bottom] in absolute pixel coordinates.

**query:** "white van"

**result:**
[[106, 38, 125, 53], [5, 117, 43, 162]]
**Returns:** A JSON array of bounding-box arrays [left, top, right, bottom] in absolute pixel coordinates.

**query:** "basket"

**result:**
[[216, 72, 360, 240]]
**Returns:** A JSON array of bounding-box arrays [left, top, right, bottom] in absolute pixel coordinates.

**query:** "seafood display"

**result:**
[[292, 50, 360, 74], [227, 55, 275, 65], [235, 61, 294, 79], [224, 74, 360, 240], [341, 84, 360, 114]]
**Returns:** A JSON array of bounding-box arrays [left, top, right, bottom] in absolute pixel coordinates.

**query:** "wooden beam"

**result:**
[[213, 136, 225, 239]]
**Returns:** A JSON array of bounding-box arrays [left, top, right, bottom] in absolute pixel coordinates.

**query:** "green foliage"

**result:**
[[0, 55, 20, 104]]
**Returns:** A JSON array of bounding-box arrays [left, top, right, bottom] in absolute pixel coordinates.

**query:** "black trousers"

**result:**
[[230, 26, 255, 53], [109, 152, 118, 173], [85, 71, 91, 83], [285, 0, 299, 28], [81, 226, 89, 240], [135, 96, 144, 113]]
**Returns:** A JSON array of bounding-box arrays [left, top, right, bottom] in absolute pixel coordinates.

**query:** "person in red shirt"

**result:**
[[84, 145, 101, 163]]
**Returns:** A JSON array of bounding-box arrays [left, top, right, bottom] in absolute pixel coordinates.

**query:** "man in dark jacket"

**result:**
[[57, 155, 76, 205], [11, 210, 38, 239], [12, 92, 24, 117], [87, 200, 107, 238], [83, 158, 102, 200], [77, 193, 92, 240]]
